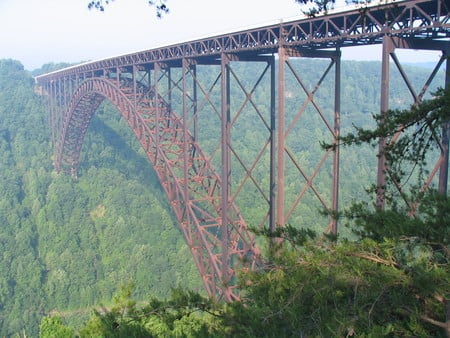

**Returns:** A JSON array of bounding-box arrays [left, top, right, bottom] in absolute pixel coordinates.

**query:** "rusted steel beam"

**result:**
[[376, 35, 392, 208], [330, 49, 341, 235]]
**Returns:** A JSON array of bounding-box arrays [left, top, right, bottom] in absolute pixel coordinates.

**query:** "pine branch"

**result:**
[[403, 305, 449, 332], [347, 251, 398, 267]]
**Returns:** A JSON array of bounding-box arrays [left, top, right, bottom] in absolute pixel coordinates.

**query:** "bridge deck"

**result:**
[[36, 0, 449, 81]]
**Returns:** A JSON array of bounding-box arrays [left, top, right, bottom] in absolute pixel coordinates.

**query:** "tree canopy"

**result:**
[[87, 0, 344, 17], [88, 0, 169, 17]]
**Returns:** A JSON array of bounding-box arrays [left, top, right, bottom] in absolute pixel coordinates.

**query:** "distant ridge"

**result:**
[[406, 62, 441, 69]]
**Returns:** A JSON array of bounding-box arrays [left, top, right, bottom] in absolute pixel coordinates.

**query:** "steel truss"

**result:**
[[36, 0, 450, 301]]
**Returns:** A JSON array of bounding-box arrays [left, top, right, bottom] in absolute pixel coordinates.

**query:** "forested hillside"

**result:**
[[0, 58, 445, 336], [0, 59, 202, 336]]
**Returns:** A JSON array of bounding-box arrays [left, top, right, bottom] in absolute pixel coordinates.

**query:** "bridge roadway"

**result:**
[[36, 0, 450, 302]]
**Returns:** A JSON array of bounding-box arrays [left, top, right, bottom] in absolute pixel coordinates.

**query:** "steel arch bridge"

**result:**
[[36, 0, 450, 301]]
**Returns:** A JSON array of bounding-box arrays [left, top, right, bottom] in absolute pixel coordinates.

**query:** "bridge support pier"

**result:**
[[277, 46, 342, 234], [220, 53, 231, 294]]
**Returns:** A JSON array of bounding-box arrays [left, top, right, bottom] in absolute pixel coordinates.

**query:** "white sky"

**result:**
[[0, 0, 443, 70]]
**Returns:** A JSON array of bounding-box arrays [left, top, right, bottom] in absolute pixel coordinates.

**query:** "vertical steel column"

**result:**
[[220, 53, 231, 291], [377, 36, 392, 208], [133, 65, 137, 113], [50, 81, 55, 170], [154, 63, 160, 162], [182, 58, 191, 233], [269, 55, 276, 232], [193, 64, 198, 143], [58, 78, 62, 114], [57, 78, 64, 172], [147, 66, 152, 89], [49, 81, 57, 166], [168, 67, 172, 111], [330, 49, 341, 234], [277, 46, 286, 227], [69, 76, 73, 115], [54, 79, 62, 172], [62, 77, 67, 113], [438, 54, 450, 194]]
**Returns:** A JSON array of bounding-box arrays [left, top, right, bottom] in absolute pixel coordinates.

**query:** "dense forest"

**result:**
[[0, 59, 203, 336], [0, 57, 447, 336]]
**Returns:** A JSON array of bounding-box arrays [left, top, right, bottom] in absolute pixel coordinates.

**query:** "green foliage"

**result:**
[[344, 190, 450, 245], [87, 0, 169, 17], [296, 0, 335, 15], [221, 218, 449, 337], [331, 87, 450, 205], [0, 59, 202, 336], [68, 216, 448, 337], [40, 316, 74, 338], [76, 283, 223, 337], [313, 75, 450, 336]]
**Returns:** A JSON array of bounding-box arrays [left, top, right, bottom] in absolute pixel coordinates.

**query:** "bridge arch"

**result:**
[[58, 76, 259, 301], [57, 78, 121, 173]]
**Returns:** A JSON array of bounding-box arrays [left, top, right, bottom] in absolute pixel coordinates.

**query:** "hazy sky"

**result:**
[[0, 0, 442, 70]]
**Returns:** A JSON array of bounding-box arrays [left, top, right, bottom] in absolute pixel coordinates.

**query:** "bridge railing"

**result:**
[[36, 0, 449, 82]]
